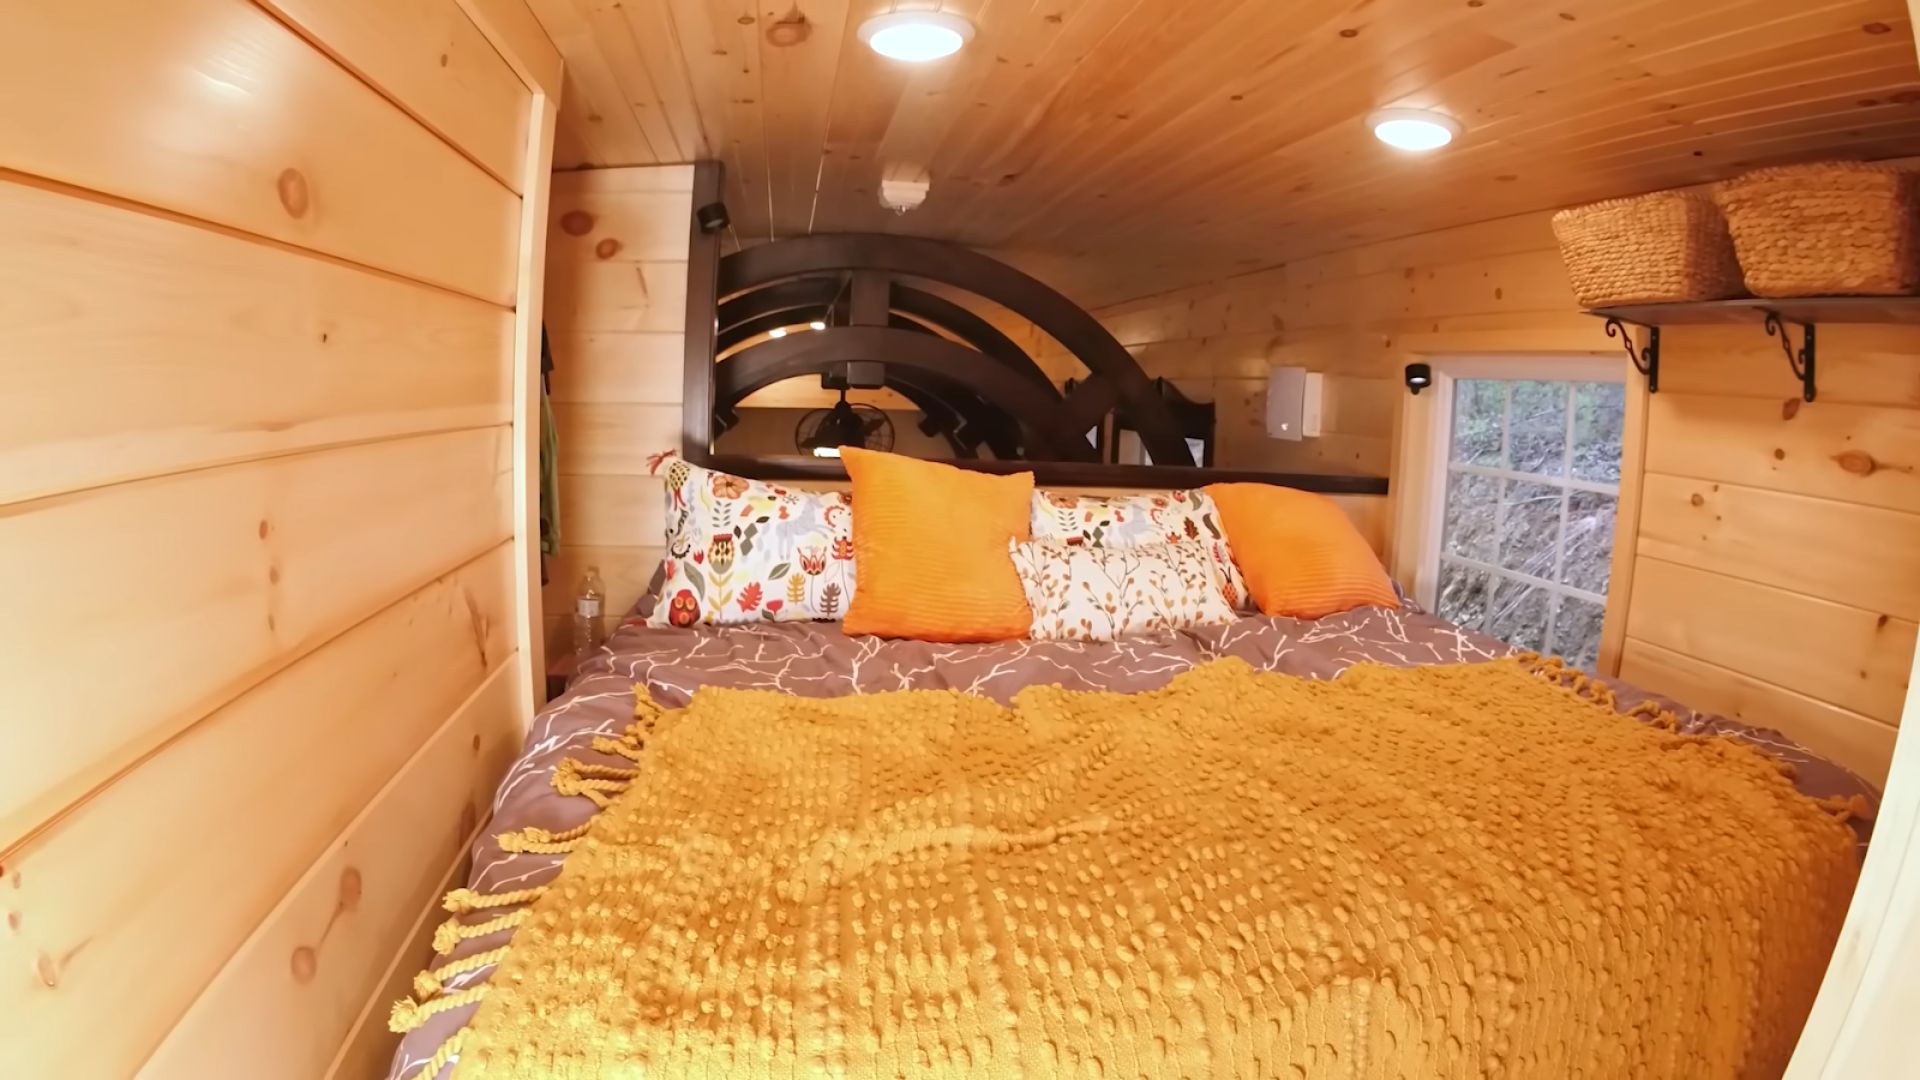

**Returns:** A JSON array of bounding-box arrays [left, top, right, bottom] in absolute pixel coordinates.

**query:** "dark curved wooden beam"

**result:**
[[885, 288, 1054, 393], [715, 278, 1054, 396], [712, 334, 1022, 460], [744, 363, 1024, 460], [716, 278, 839, 337], [719, 235, 1193, 465], [711, 313, 1015, 457], [719, 311, 924, 358], [714, 328, 1093, 461]]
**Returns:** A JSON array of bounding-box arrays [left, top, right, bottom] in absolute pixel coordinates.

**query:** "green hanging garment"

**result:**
[[539, 327, 561, 559]]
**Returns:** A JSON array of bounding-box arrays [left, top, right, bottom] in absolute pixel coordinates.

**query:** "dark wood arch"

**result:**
[[713, 309, 1022, 459], [676, 163, 1385, 494], [718, 234, 1192, 465], [714, 277, 1053, 395], [714, 328, 1094, 461], [721, 374, 1020, 461]]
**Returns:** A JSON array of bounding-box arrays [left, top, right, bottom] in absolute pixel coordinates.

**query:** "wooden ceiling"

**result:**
[[529, 0, 1920, 307]]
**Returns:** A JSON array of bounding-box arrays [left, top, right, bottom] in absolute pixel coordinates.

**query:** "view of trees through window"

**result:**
[[1436, 377, 1624, 670]]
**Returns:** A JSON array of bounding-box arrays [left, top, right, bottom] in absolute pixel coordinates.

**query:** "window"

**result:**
[[1422, 367, 1625, 669]]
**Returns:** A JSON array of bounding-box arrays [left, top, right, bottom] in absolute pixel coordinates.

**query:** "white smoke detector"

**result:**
[[879, 176, 929, 214]]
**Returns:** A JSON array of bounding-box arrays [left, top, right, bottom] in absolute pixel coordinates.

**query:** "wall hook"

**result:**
[[1764, 312, 1817, 402], [1604, 317, 1659, 393]]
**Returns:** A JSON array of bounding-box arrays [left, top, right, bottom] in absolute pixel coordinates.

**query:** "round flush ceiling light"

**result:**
[[1367, 108, 1462, 152], [768, 327, 788, 339], [809, 320, 828, 331], [859, 11, 974, 62]]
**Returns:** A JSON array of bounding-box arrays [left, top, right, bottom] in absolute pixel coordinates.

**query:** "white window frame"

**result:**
[[1400, 355, 1625, 629]]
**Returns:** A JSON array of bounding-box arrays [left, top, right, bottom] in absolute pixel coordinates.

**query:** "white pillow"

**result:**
[[648, 458, 855, 626], [1008, 538, 1236, 642], [1030, 489, 1250, 611]]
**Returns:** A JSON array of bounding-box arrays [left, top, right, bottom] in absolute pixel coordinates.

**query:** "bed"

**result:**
[[386, 602, 1876, 1079]]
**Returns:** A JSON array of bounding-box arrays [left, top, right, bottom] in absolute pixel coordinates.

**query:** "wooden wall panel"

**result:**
[[142, 661, 525, 1079], [1637, 472, 1920, 623], [327, 841, 474, 1080], [0, 175, 513, 508], [2, 0, 521, 304], [1645, 392, 1920, 513], [548, 332, 686, 404], [542, 166, 693, 656], [1073, 209, 1611, 478], [1619, 640, 1899, 789], [3, 546, 515, 1079], [258, 0, 533, 190], [1625, 324, 1920, 785], [1, 0, 547, 1071], [544, 260, 690, 332], [550, 401, 683, 475], [452, 0, 565, 99], [1627, 558, 1915, 725], [0, 427, 512, 848]]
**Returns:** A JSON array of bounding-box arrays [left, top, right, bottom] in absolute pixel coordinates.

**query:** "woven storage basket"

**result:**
[[1550, 191, 1745, 308], [1713, 162, 1920, 297]]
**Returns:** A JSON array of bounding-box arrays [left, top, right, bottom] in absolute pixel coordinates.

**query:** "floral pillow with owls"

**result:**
[[647, 456, 856, 627], [1030, 488, 1251, 611]]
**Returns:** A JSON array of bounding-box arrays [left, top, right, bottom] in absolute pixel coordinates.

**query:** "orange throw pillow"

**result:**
[[1205, 483, 1398, 619], [841, 449, 1034, 641]]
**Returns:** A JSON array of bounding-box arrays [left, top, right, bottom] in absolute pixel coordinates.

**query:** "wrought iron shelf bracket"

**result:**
[[1582, 297, 1912, 400], [1604, 317, 1659, 393], [1764, 312, 1817, 402]]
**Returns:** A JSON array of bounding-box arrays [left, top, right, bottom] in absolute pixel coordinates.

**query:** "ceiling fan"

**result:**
[[795, 389, 894, 458]]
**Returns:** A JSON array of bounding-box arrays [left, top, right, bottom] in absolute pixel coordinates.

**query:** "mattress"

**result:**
[[387, 607, 1877, 1079]]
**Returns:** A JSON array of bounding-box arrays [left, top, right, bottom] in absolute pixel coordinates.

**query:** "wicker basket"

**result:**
[[1551, 191, 1745, 308], [1713, 162, 1920, 297]]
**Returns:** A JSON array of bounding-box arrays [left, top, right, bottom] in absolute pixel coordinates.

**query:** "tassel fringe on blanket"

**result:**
[[390, 657, 1864, 1078]]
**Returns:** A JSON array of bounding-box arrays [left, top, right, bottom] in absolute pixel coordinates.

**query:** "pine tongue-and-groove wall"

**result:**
[[541, 166, 693, 652], [1056, 207, 1912, 788], [0, 0, 559, 1076]]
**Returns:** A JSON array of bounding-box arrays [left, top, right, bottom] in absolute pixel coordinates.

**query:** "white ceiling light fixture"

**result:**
[[768, 327, 789, 339], [1367, 108, 1462, 152], [859, 10, 974, 62], [809, 320, 827, 331]]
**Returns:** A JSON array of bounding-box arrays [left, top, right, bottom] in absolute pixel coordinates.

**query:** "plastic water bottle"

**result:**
[[572, 565, 605, 656]]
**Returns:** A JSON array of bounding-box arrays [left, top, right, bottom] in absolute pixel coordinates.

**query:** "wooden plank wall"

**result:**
[[1070, 213, 1613, 477], [0, 0, 557, 1076], [1080, 208, 1909, 786], [1619, 324, 1920, 788], [542, 166, 694, 654]]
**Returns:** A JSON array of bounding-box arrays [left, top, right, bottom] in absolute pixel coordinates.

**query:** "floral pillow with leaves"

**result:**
[[1008, 538, 1236, 642], [646, 456, 856, 626], [1030, 489, 1251, 611]]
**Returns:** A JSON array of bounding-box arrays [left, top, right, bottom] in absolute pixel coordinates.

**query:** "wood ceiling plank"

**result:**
[[539, 0, 1920, 307], [610, 0, 714, 161], [576, 0, 691, 161], [1013, 0, 1910, 270], [661, 0, 770, 239], [755, 0, 853, 237], [1143, 72, 1920, 260], [940, 0, 1355, 243], [925, 0, 1150, 198], [527, 0, 659, 164], [804, 0, 914, 236], [1010, 0, 1817, 250]]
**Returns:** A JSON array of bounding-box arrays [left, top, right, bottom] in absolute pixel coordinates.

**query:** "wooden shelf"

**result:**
[[1581, 296, 1920, 402], [1589, 296, 1920, 326]]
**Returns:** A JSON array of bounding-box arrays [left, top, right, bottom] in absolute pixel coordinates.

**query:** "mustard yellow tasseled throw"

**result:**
[[401, 658, 1861, 1078]]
